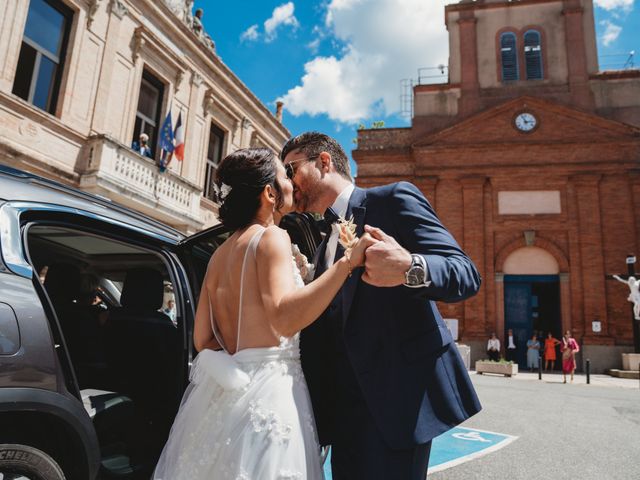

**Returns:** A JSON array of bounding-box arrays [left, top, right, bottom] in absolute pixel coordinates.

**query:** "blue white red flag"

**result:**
[[173, 112, 185, 162]]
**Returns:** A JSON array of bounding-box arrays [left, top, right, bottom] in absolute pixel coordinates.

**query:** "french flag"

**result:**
[[173, 112, 185, 161]]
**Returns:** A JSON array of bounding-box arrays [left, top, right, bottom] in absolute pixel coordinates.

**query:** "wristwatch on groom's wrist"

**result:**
[[404, 254, 429, 288]]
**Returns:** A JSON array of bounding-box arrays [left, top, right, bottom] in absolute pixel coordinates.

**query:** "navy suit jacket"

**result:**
[[300, 182, 482, 449]]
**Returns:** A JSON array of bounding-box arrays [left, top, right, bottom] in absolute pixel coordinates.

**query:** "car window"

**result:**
[[26, 224, 182, 382]]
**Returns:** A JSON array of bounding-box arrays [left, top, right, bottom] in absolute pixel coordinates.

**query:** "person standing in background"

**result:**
[[544, 332, 561, 371], [132, 133, 152, 158], [162, 299, 177, 325], [487, 333, 500, 362], [526, 334, 541, 371], [561, 331, 580, 383], [505, 328, 517, 362]]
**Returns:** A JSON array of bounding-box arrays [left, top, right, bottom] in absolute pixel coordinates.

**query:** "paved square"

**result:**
[[323, 372, 639, 479]]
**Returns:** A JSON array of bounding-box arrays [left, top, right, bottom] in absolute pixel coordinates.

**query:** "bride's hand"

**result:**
[[347, 233, 376, 268]]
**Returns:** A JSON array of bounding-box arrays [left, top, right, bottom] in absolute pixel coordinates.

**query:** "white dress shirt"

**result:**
[[487, 338, 500, 351], [324, 183, 355, 268]]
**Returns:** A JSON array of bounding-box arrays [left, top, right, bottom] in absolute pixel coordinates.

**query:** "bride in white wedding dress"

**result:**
[[153, 148, 373, 480]]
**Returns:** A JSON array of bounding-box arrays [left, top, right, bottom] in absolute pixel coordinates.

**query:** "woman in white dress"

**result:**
[[153, 148, 373, 480]]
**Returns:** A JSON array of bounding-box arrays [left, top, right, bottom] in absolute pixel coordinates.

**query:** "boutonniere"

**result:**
[[337, 215, 359, 250], [291, 243, 315, 284]]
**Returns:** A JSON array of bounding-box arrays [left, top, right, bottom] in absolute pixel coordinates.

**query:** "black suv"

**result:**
[[0, 166, 320, 480]]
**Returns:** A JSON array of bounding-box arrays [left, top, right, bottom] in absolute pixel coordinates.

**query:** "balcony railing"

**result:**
[[79, 134, 203, 230]]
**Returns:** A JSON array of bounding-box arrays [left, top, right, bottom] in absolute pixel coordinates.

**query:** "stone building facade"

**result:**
[[354, 0, 640, 371], [0, 0, 289, 233]]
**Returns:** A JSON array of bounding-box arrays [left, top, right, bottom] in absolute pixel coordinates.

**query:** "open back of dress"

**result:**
[[153, 226, 325, 480]]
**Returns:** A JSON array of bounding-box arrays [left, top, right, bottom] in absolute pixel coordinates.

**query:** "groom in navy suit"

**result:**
[[282, 132, 482, 479]]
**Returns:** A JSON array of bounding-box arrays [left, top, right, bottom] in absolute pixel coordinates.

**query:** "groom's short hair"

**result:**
[[281, 132, 352, 180]]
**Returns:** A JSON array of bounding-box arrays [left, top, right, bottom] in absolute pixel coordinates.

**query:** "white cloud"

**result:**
[[279, 0, 457, 124], [307, 38, 321, 53], [240, 24, 259, 42], [593, 0, 634, 12], [600, 20, 623, 46], [264, 2, 300, 42]]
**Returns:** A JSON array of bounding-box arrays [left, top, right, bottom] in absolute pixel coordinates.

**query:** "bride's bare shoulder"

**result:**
[[257, 226, 291, 256]]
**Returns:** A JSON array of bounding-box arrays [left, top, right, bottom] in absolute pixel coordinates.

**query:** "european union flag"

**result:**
[[158, 110, 174, 172], [158, 110, 175, 154]]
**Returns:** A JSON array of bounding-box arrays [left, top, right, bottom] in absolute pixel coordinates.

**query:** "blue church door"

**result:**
[[504, 275, 561, 368]]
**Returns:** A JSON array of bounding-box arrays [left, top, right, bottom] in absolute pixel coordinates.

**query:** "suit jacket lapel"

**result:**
[[312, 235, 329, 280], [341, 187, 367, 327]]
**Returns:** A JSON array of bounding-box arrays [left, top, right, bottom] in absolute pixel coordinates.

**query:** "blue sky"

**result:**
[[195, 0, 639, 175]]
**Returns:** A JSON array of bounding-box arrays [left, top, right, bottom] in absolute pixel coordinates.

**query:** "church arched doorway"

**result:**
[[502, 246, 562, 369]]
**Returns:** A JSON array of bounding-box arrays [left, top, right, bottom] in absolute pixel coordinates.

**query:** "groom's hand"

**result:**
[[362, 225, 412, 287]]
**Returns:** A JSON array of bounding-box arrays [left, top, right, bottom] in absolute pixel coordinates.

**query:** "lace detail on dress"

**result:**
[[249, 400, 293, 444]]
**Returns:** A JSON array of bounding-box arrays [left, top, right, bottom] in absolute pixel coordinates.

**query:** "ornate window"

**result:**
[[12, 0, 72, 114], [133, 71, 164, 159], [204, 124, 225, 202], [524, 30, 543, 80], [500, 32, 519, 82]]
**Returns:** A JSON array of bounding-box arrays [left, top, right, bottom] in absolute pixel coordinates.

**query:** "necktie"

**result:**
[[323, 207, 343, 269], [313, 207, 340, 278], [320, 207, 339, 234]]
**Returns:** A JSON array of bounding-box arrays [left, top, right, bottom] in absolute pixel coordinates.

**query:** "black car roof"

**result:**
[[0, 165, 185, 243]]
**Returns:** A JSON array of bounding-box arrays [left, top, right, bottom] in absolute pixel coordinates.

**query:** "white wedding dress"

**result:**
[[153, 227, 325, 480]]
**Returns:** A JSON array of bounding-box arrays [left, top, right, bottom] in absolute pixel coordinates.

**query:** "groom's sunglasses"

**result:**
[[285, 155, 319, 180]]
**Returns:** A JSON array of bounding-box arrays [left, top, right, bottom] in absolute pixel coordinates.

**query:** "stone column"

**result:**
[[495, 273, 505, 344], [559, 272, 572, 334], [0, 1, 29, 93], [572, 174, 608, 339], [180, 70, 203, 184], [457, 10, 481, 117], [562, 0, 595, 111], [629, 173, 640, 257], [91, 0, 129, 135], [461, 176, 486, 337]]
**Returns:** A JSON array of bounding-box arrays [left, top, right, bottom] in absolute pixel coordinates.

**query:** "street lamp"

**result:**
[[626, 254, 640, 353]]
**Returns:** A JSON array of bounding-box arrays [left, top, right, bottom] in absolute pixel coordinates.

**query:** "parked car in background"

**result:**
[[0, 165, 320, 479]]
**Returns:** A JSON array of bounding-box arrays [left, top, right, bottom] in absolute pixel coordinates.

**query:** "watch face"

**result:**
[[407, 266, 425, 285], [514, 112, 537, 132]]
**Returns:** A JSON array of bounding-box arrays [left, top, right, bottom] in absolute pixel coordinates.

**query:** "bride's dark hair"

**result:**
[[215, 148, 284, 230]]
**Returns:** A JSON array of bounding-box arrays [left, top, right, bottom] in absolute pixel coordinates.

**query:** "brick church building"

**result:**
[[354, 0, 640, 371]]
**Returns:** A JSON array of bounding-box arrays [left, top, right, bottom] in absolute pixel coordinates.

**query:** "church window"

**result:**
[[524, 30, 543, 80], [500, 32, 519, 82], [12, 0, 72, 114]]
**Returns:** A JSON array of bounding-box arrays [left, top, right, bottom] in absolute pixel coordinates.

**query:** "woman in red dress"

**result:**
[[543, 332, 561, 372], [561, 330, 580, 383]]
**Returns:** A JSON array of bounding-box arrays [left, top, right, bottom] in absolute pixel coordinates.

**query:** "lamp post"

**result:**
[[626, 254, 640, 353]]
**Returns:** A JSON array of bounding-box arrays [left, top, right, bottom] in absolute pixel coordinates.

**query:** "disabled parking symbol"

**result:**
[[323, 426, 518, 479], [452, 430, 492, 442]]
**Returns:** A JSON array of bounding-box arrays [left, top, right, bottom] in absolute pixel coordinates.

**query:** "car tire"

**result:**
[[0, 444, 65, 480]]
